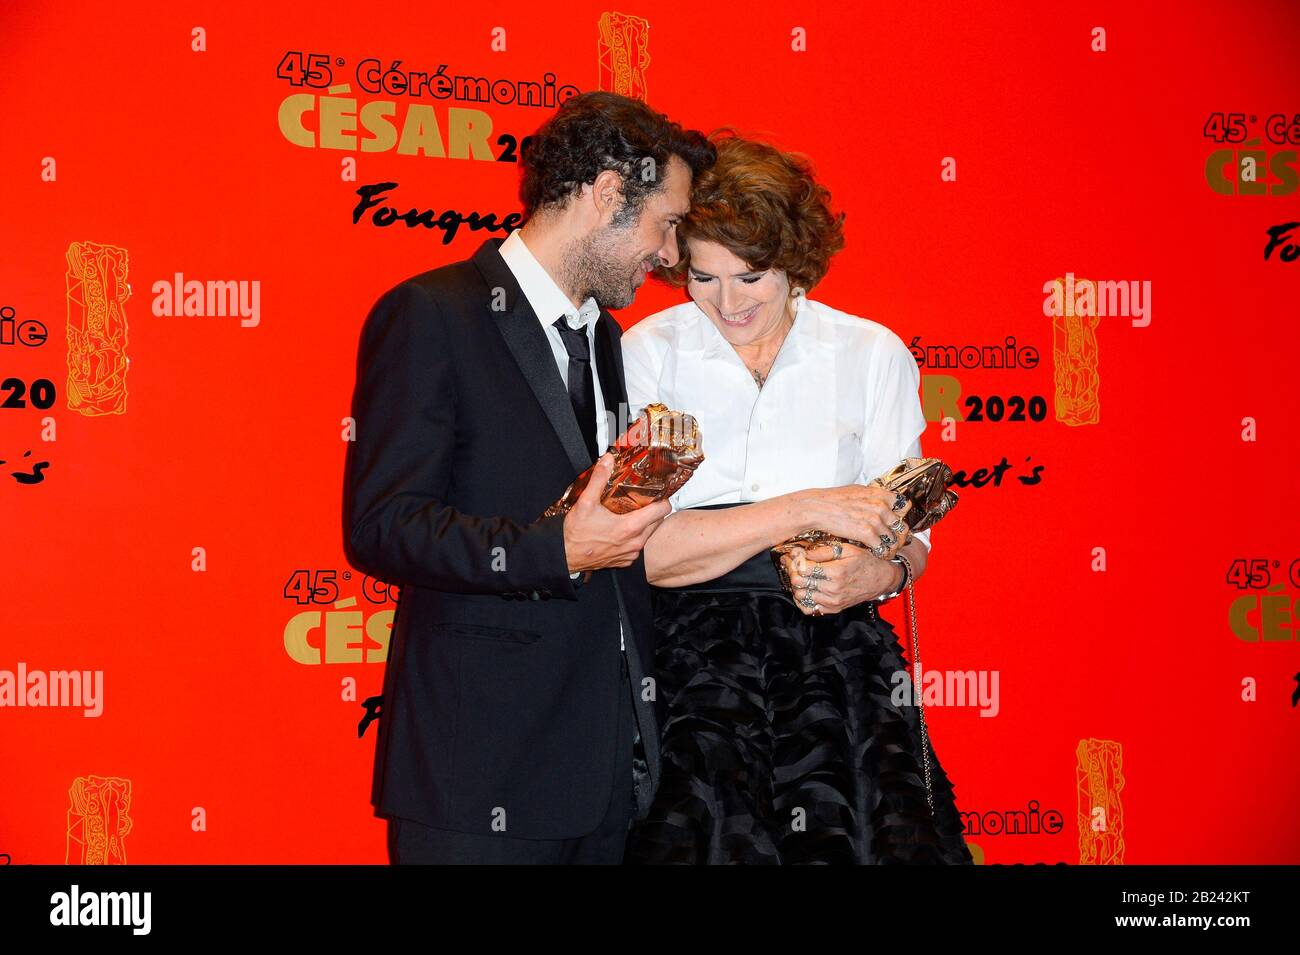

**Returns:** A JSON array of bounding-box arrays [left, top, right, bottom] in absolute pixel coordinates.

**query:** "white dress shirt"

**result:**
[[620, 292, 932, 553], [498, 228, 624, 648]]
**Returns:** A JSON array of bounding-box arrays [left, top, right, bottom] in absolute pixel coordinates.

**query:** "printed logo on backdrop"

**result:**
[[66, 241, 130, 415], [908, 270, 1149, 501], [1264, 221, 1298, 262], [1227, 558, 1300, 645], [8, 238, 261, 490], [1226, 557, 1300, 715], [1202, 112, 1299, 196], [1042, 273, 1151, 428], [276, 14, 651, 245], [596, 12, 650, 98], [1, 304, 48, 349], [4, 240, 136, 486], [1203, 112, 1299, 264], [67, 775, 133, 864], [910, 332, 1048, 491], [275, 54, 580, 158], [1076, 738, 1124, 864], [350, 181, 522, 244], [273, 46, 580, 244], [0, 448, 51, 485], [958, 799, 1067, 865], [282, 569, 396, 665], [16, 239, 129, 489], [3, 302, 55, 485], [282, 570, 396, 737], [273, 15, 641, 158]]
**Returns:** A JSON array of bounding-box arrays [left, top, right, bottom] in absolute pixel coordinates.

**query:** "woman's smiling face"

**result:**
[[685, 238, 792, 347]]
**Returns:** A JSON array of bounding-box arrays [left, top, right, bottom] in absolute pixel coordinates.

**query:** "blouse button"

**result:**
[[751, 483, 760, 491]]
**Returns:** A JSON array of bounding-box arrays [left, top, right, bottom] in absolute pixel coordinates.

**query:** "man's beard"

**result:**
[[561, 224, 643, 311]]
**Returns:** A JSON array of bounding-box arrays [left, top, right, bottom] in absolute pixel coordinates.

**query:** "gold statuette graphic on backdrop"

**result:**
[[1076, 738, 1125, 865], [66, 241, 130, 415], [597, 12, 650, 98], [543, 402, 703, 518], [66, 775, 133, 864], [1050, 275, 1100, 427]]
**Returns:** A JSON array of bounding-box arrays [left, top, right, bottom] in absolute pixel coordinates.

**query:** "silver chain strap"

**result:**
[[897, 555, 934, 813]]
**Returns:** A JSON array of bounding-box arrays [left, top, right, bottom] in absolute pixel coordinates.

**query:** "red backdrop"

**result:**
[[2, 0, 1298, 863]]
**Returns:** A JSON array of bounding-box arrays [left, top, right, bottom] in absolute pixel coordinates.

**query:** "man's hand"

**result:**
[[563, 453, 672, 573]]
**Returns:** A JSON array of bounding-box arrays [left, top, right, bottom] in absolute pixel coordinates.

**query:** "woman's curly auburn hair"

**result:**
[[657, 129, 846, 294]]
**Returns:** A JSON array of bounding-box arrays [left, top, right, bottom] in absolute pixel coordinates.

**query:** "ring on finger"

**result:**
[[891, 492, 907, 511], [888, 518, 907, 535], [809, 565, 827, 581]]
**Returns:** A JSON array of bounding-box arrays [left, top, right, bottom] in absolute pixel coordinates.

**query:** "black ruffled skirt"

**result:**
[[624, 528, 973, 865]]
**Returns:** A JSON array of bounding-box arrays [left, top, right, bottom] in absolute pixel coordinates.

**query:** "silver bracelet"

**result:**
[[873, 553, 912, 602]]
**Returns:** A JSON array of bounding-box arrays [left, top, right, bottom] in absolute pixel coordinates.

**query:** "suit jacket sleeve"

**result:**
[[344, 280, 580, 596]]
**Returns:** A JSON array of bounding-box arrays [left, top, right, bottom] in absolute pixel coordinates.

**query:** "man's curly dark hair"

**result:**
[[519, 91, 717, 226]]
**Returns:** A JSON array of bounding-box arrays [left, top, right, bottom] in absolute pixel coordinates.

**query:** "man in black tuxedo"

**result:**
[[343, 91, 716, 863]]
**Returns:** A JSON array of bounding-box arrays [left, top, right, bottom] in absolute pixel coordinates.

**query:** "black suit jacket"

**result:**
[[343, 236, 659, 840]]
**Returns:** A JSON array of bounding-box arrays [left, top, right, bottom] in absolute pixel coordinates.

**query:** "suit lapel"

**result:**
[[472, 237, 592, 476]]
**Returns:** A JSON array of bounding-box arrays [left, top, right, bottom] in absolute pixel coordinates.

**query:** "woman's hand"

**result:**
[[779, 542, 903, 616], [794, 485, 912, 557]]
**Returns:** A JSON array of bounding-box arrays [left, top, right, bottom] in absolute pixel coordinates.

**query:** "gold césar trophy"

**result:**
[[770, 457, 959, 590], [544, 403, 704, 517]]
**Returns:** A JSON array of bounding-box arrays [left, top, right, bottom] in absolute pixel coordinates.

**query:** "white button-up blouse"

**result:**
[[620, 293, 931, 552]]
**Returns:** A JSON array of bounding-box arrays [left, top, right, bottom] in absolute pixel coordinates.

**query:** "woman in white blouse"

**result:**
[[620, 132, 972, 864]]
